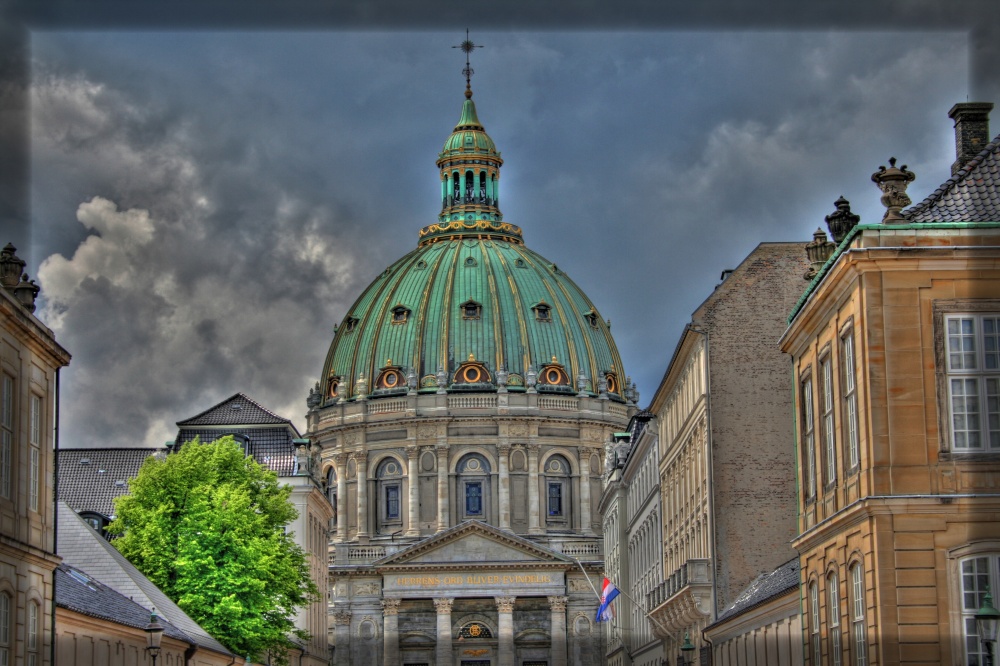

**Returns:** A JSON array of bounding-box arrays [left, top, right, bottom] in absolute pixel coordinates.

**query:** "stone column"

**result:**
[[578, 450, 593, 535], [433, 597, 454, 666], [381, 598, 401, 666], [497, 441, 511, 530], [436, 444, 450, 531], [355, 452, 369, 540], [548, 596, 568, 666], [527, 442, 542, 534], [406, 446, 420, 537], [333, 610, 352, 666], [495, 596, 516, 666], [335, 453, 348, 542]]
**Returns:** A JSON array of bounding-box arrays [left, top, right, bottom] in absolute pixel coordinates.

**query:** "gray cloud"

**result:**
[[28, 30, 977, 445]]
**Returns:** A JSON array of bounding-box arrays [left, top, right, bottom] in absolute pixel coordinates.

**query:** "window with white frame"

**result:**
[[29, 395, 40, 511], [802, 376, 817, 499], [0, 592, 8, 666], [821, 357, 837, 486], [0, 375, 12, 500], [850, 563, 867, 666], [945, 314, 1000, 451], [960, 554, 1000, 665], [841, 331, 861, 470], [829, 571, 842, 666], [810, 581, 821, 665], [27, 601, 38, 666]]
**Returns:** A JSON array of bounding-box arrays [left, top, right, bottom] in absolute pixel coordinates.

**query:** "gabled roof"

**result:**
[[905, 133, 1000, 222], [174, 426, 296, 476], [56, 564, 194, 644], [176, 393, 292, 427], [711, 557, 800, 625], [56, 502, 231, 655], [58, 448, 158, 518], [376, 520, 575, 568]]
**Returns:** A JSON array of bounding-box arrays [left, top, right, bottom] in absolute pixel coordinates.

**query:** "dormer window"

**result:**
[[390, 305, 410, 325], [461, 300, 482, 320], [464, 256, 478, 267], [515, 258, 527, 268], [585, 311, 599, 329], [343, 316, 359, 333], [533, 303, 552, 322]]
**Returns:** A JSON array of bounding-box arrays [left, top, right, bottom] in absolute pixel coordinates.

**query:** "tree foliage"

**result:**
[[109, 436, 317, 662]]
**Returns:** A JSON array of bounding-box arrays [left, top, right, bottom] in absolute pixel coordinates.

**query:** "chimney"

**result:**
[[948, 102, 993, 175]]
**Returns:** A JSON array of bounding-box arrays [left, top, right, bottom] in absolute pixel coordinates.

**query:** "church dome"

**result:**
[[318, 90, 628, 403]]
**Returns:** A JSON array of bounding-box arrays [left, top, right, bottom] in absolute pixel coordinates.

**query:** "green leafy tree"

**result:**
[[108, 436, 317, 662]]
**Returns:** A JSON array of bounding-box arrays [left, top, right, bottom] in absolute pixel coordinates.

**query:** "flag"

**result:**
[[595, 577, 620, 622]]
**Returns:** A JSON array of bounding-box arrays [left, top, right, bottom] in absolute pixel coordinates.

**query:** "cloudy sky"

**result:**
[[12, 16, 997, 448]]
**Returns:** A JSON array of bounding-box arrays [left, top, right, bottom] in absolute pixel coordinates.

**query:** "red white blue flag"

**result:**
[[595, 577, 620, 622]]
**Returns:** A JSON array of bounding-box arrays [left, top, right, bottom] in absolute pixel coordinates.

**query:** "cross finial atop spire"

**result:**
[[452, 29, 483, 99]]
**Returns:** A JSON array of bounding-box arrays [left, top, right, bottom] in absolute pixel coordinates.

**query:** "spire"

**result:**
[[420, 32, 520, 246], [452, 29, 482, 100]]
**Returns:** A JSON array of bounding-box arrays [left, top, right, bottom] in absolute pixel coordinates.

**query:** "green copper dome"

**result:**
[[317, 91, 628, 402]]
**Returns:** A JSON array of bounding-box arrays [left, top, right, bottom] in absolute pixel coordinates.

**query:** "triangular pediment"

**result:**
[[376, 521, 573, 567]]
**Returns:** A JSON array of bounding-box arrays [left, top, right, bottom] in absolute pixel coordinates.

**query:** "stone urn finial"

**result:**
[[871, 157, 916, 223], [0, 243, 26, 290], [804, 228, 836, 280], [824, 196, 861, 243], [13, 274, 40, 313]]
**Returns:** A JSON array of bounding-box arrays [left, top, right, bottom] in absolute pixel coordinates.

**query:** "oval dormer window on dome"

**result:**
[[464, 256, 478, 267], [533, 303, 552, 322], [454, 353, 491, 385], [327, 374, 341, 399], [375, 362, 406, 391], [461, 300, 482, 320], [514, 258, 527, 268], [538, 358, 570, 387], [390, 305, 411, 325], [605, 372, 619, 394], [343, 316, 359, 333]]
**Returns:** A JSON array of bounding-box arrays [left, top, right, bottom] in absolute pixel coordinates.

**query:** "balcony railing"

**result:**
[[646, 558, 711, 610]]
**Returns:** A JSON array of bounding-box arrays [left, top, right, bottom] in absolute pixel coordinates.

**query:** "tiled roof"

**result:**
[[58, 448, 158, 518], [905, 133, 1000, 222], [175, 426, 296, 476], [712, 558, 800, 625], [176, 393, 291, 426], [56, 564, 193, 644], [56, 502, 232, 655]]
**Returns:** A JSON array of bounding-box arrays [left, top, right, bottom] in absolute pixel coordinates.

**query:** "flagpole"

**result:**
[[601, 573, 674, 638], [573, 557, 603, 602]]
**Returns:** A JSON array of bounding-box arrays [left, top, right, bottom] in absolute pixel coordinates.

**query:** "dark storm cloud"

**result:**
[[18, 26, 985, 446]]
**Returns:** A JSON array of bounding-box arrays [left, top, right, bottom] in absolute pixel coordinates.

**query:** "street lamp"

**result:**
[[977, 588, 1000, 666], [678, 632, 696, 666], [144, 610, 165, 666]]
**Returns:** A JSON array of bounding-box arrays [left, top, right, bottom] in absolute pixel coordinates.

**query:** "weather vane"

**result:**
[[452, 29, 483, 98]]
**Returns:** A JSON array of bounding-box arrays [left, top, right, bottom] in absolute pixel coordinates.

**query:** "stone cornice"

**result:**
[[0, 290, 71, 367]]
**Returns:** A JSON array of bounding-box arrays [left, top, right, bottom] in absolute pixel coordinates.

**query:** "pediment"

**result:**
[[377, 520, 572, 567]]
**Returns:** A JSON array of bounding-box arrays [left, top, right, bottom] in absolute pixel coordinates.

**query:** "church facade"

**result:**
[[307, 61, 634, 665]]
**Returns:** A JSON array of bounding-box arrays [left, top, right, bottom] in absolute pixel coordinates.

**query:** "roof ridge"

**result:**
[[904, 132, 1000, 219], [175, 392, 291, 426]]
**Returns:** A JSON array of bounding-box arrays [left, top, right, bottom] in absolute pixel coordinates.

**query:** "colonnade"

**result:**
[[331, 444, 594, 540], [360, 595, 569, 666]]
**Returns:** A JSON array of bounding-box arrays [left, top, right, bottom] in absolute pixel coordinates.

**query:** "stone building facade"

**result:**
[[643, 242, 809, 661], [309, 66, 633, 665], [781, 103, 1000, 666], [0, 244, 71, 666], [599, 413, 665, 666]]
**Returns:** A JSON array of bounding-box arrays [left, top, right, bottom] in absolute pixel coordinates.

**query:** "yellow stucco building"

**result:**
[[781, 102, 1000, 666]]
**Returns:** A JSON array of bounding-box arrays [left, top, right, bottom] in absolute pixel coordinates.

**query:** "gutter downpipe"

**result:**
[[689, 325, 718, 623], [50, 367, 61, 666]]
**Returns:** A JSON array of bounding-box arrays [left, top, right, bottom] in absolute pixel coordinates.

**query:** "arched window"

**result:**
[[828, 571, 842, 666], [376, 458, 404, 534], [544, 455, 571, 526], [26, 600, 38, 666], [456, 454, 491, 522], [849, 563, 867, 666], [478, 171, 487, 201], [0, 592, 9, 666], [465, 170, 474, 200], [326, 467, 337, 530], [809, 581, 821, 665]]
